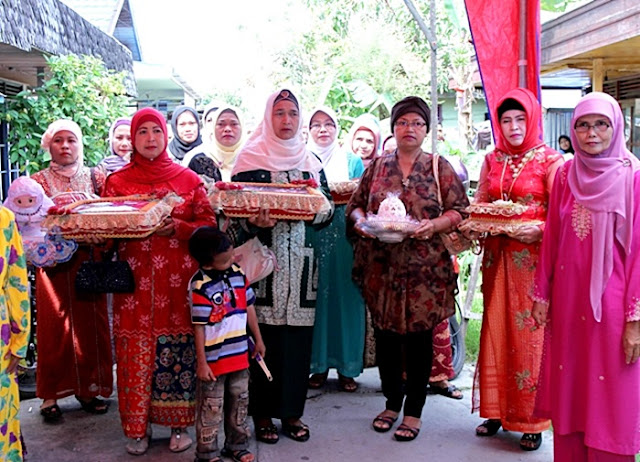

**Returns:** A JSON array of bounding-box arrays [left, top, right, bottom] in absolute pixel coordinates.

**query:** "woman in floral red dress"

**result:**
[[103, 108, 216, 456], [347, 96, 469, 442], [470, 88, 563, 451]]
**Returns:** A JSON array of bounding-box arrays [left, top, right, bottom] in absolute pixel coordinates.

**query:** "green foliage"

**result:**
[[540, 0, 583, 12], [2, 54, 130, 174]]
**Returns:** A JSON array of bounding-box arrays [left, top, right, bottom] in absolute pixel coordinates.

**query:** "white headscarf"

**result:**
[[40, 119, 84, 178], [232, 90, 323, 180], [307, 107, 349, 182], [183, 104, 244, 181]]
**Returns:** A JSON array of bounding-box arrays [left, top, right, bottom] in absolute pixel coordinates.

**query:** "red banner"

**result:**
[[464, 0, 541, 139]]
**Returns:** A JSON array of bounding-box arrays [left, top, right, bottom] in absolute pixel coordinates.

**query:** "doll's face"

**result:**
[[13, 194, 39, 209]]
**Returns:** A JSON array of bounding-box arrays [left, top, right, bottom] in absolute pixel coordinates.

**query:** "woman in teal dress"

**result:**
[[307, 107, 366, 392]]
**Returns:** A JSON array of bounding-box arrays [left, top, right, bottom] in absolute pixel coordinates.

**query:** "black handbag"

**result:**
[[75, 247, 135, 294]]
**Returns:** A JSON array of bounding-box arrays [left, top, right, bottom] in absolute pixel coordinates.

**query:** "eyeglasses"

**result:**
[[309, 122, 336, 130], [574, 120, 611, 133], [394, 120, 427, 129]]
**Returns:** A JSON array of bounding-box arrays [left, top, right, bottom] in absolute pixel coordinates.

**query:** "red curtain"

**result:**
[[464, 0, 542, 140]]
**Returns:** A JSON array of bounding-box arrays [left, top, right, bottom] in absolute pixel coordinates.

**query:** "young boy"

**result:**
[[188, 226, 265, 462]]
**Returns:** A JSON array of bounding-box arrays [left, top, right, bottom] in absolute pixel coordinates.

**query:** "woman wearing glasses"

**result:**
[[532, 92, 640, 460], [470, 88, 563, 451], [347, 96, 469, 441], [306, 107, 366, 393]]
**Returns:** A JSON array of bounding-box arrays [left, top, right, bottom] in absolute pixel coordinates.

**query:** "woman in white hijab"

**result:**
[[183, 104, 244, 182], [306, 107, 366, 393], [231, 89, 333, 445]]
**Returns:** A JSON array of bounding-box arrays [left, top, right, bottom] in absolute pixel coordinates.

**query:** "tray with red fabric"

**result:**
[[42, 193, 184, 239], [458, 200, 543, 235], [209, 181, 332, 221], [329, 180, 359, 205]]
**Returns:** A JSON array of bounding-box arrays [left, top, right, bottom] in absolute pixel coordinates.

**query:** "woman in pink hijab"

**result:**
[[532, 92, 640, 460]]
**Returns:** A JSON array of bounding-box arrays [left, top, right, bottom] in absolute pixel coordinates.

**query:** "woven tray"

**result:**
[[329, 180, 359, 205], [42, 193, 184, 239], [209, 182, 332, 221]]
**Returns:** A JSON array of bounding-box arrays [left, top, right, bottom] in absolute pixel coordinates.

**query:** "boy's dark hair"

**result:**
[[188, 226, 232, 267]]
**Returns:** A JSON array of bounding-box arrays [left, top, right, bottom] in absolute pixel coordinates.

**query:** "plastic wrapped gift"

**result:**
[[458, 200, 543, 235], [42, 193, 184, 239], [360, 193, 421, 243], [209, 180, 332, 221], [328, 180, 359, 205]]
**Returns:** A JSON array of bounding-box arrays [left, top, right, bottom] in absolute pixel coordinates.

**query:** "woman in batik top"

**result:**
[[347, 96, 468, 442]]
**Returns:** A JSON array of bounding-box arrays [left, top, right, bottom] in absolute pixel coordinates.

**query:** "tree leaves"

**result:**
[[0, 54, 129, 174]]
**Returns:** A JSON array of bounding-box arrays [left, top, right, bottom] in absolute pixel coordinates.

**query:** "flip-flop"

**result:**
[[338, 375, 358, 392]]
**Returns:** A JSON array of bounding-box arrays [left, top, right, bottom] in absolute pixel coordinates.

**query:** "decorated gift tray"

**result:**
[[42, 193, 184, 239], [458, 200, 543, 235], [209, 180, 332, 221], [328, 180, 359, 205]]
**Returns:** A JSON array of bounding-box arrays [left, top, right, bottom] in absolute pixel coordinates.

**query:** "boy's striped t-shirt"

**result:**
[[189, 264, 256, 376]]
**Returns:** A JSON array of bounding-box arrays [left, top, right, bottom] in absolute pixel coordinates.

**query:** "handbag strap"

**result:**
[[432, 153, 444, 215]]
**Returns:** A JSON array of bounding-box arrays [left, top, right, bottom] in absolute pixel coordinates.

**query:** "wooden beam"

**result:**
[[592, 58, 604, 91]]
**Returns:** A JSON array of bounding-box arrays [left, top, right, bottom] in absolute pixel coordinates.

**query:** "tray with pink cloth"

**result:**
[[42, 193, 184, 239]]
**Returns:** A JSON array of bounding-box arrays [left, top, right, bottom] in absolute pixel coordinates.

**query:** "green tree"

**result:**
[[2, 54, 130, 174]]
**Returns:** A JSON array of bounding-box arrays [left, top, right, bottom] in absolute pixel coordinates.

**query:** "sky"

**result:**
[[131, 0, 312, 102]]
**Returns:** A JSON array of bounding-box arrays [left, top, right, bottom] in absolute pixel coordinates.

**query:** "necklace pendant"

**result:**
[[402, 178, 410, 188]]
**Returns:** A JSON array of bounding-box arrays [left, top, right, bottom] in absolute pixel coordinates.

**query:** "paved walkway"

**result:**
[[19, 365, 553, 461]]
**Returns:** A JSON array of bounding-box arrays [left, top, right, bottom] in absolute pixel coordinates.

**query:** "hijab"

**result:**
[[168, 105, 203, 161], [99, 117, 131, 174], [232, 90, 323, 179], [494, 88, 544, 156], [40, 119, 84, 178], [182, 104, 244, 181], [347, 114, 381, 167], [567, 92, 640, 321], [307, 107, 349, 182], [111, 108, 198, 187]]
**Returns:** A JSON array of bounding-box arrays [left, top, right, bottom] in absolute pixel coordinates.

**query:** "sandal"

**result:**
[[282, 421, 310, 442], [40, 403, 62, 423], [429, 383, 463, 400], [308, 371, 328, 389], [476, 419, 502, 437], [372, 412, 398, 433], [76, 396, 109, 414], [393, 423, 420, 442], [520, 432, 542, 451], [169, 428, 192, 453], [255, 423, 279, 444], [221, 448, 254, 462], [338, 374, 358, 392], [126, 425, 152, 456]]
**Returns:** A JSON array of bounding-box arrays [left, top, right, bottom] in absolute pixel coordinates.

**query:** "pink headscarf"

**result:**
[[232, 90, 323, 180], [568, 92, 640, 321], [40, 119, 84, 178]]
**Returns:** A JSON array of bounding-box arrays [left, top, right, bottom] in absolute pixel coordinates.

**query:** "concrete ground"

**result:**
[[19, 364, 553, 461]]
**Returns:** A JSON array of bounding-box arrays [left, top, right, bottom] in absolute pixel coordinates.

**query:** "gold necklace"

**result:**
[[499, 148, 536, 200]]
